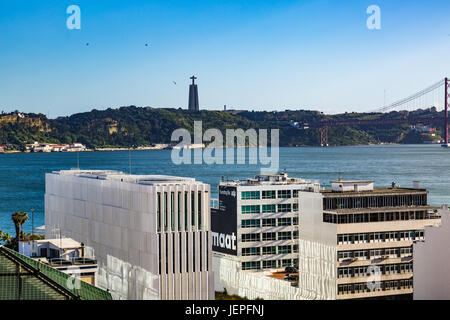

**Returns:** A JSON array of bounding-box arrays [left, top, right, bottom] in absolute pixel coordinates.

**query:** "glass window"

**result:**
[[242, 261, 260, 271], [262, 219, 276, 227], [241, 191, 260, 200], [278, 232, 292, 240], [164, 192, 168, 231], [177, 192, 181, 231], [262, 260, 277, 269], [278, 245, 292, 254], [157, 192, 161, 232], [281, 259, 292, 267], [191, 192, 195, 228], [242, 247, 260, 256], [277, 204, 292, 213], [277, 190, 292, 199], [278, 218, 292, 226], [262, 232, 276, 241], [242, 219, 261, 228], [262, 246, 276, 255], [198, 192, 202, 230], [242, 233, 261, 242], [262, 191, 276, 199], [262, 204, 276, 213], [241, 205, 261, 214], [184, 192, 188, 231], [171, 192, 175, 231]]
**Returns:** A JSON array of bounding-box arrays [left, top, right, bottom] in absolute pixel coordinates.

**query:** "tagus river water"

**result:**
[[1, 144, 449, 235]]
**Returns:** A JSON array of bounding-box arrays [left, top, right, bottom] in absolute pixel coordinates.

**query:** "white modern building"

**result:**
[[45, 169, 214, 300], [211, 173, 323, 299]]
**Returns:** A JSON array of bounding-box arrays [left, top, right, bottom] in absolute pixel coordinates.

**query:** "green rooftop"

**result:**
[[0, 245, 112, 300]]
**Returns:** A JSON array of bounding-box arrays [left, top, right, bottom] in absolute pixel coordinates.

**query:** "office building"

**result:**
[[298, 179, 442, 300], [45, 170, 213, 300], [211, 173, 324, 299]]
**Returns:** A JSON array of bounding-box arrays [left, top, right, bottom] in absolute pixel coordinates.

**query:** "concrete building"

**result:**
[[413, 205, 450, 300], [211, 173, 323, 299], [45, 169, 213, 300], [19, 238, 99, 286], [188, 75, 199, 111], [298, 179, 441, 300]]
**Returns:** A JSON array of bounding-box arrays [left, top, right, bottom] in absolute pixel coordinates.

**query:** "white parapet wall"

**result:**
[[413, 207, 449, 300], [213, 254, 302, 300]]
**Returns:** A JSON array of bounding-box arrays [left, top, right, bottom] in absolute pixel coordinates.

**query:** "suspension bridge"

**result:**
[[296, 78, 450, 147]]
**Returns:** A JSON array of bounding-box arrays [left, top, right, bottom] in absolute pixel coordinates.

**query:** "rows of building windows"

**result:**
[[241, 189, 303, 201], [241, 258, 297, 271], [241, 217, 298, 228], [242, 204, 298, 214], [337, 279, 413, 295], [324, 194, 427, 210], [338, 262, 413, 278], [337, 230, 424, 245], [157, 191, 206, 233], [323, 210, 439, 224], [242, 231, 299, 242], [338, 247, 413, 261], [241, 244, 299, 256]]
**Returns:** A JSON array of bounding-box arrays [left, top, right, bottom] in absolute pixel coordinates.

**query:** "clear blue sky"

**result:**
[[0, 0, 449, 117]]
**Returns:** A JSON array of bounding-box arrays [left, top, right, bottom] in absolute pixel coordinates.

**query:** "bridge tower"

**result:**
[[443, 77, 449, 147], [320, 126, 328, 147]]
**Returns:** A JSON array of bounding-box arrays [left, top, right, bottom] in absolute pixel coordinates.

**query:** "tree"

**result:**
[[11, 211, 29, 251], [0, 230, 13, 249]]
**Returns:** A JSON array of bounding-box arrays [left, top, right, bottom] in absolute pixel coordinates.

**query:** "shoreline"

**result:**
[[0, 143, 443, 155]]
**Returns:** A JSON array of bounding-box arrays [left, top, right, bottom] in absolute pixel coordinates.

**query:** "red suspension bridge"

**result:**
[[296, 78, 450, 147]]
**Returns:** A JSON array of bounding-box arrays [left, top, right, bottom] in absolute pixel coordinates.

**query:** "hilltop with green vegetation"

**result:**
[[0, 106, 444, 150]]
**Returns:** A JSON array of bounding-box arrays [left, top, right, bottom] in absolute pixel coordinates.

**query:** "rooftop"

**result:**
[[322, 187, 428, 197], [26, 238, 83, 250], [53, 169, 199, 186], [325, 205, 440, 214], [220, 172, 320, 188]]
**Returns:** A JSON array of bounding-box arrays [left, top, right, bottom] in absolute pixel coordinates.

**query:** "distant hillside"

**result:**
[[0, 107, 445, 150]]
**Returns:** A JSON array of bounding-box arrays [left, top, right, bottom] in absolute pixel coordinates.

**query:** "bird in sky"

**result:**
[[173, 81, 177, 85]]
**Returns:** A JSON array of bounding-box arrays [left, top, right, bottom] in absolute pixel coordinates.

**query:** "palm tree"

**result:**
[[0, 230, 13, 249], [11, 211, 29, 251]]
